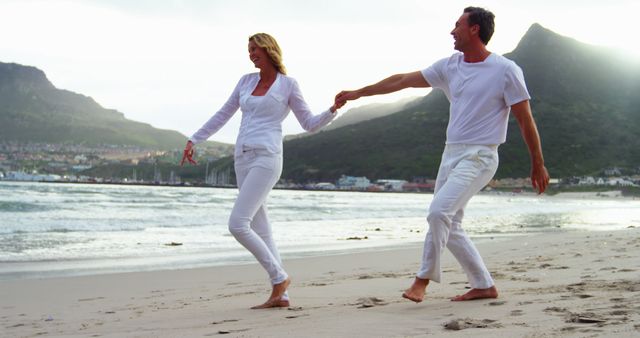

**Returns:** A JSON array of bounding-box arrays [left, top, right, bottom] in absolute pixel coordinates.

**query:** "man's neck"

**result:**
[[463, 45, 491, 63]]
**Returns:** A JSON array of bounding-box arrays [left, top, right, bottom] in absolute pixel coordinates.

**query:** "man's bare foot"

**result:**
[[402, 277, 429, 303], [450, 286, 498, 301], [250, 278, 291, 309]]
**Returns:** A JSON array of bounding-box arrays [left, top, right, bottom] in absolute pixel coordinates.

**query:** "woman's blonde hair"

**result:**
[[249, 33, 287, 75]]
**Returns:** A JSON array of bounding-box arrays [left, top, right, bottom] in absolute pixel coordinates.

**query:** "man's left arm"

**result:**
[[511, 100, 550, 194]]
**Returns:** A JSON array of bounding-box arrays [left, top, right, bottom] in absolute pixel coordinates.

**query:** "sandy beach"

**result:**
[[1, 228, 639, 337]]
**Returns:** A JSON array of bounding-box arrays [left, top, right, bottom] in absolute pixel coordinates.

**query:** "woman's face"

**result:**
[[248, 40, 270, 70]]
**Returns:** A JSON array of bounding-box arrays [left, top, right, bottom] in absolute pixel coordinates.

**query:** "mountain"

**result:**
[[325, 96, 422, 131], [281, 24, 640, 182], [0, 62, 230, 151]]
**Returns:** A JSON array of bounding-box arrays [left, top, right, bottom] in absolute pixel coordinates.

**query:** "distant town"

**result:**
[[2, 142, 639, 194]]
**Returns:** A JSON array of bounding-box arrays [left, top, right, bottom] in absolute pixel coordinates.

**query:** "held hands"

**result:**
[[330, 100, 345, 113], [180, 141, 197, 166], [334, 90, 360, 109], [331, 91, 352, 112]]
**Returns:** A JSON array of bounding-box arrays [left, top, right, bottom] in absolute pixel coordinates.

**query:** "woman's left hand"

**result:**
[[180, 141, 198, 166], [331, 99, 346, 113]]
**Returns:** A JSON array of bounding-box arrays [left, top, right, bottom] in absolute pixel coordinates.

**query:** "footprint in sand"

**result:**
[[211, 319, 239, 325], [600, 266, 617, 271], [560, 326, 604, 334], [565, 312, 607, 324], [443, 318, 501, 330], [358, 275, 374, 280], [352, 297, 388, 308], [609, 310, 629, 316], [449, 281, 467, 285], [285, 314, 310, 319], [489, 271, 507, 279], [617, 268, 636, 272], [544, 306, 567, 313], [215, 328, 249, 335]]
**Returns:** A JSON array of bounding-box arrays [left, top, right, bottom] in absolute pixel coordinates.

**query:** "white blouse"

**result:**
[[189, 72, 336, 157]]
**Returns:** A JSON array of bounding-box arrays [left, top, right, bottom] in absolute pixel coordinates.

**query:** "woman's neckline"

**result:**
[[251, 72, 279, 97]]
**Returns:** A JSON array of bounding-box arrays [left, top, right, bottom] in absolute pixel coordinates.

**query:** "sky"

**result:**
[[1, 0, 638, 144]]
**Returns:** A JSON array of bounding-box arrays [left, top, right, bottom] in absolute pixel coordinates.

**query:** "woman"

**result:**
[[181, 33, 342, 309]]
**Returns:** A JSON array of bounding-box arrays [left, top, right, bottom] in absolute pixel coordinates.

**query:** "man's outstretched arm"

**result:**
[[335, 71, 430, 104], [511, 100, 550, 194]]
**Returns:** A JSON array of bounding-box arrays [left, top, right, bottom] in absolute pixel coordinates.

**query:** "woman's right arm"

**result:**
[[181, 77, 243, 166], [189, 77, 244, 144]]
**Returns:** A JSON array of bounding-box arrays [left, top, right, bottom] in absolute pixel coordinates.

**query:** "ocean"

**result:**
[[1, 181, 638, 280]]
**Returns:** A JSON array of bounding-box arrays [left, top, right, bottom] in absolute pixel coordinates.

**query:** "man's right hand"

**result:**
[[531, 164, 550, 194], [335, 90, 360, 106]]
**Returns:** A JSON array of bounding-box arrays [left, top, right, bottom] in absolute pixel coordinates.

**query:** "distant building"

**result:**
[[608, 177, 637, 187], [402, 182, 435, 192], [5, 171, 61, 182], [578, 176, 596, 185], [491, 177, 530, 188], [604, 167, 622, 176], [337, 175, 370, 190], [314, 182, 336, 190], [72, 164, 93, 171], [375, 179, 408, 192]]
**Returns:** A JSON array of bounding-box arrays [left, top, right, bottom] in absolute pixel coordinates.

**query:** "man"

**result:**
[[335, 7, 549, 302]]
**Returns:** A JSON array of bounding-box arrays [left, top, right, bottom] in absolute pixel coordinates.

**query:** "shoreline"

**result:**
[[3, 180, 639, 199], [0, 228, 617, 282], [1, 234, 526, 282], [2, 228, 639, 337]]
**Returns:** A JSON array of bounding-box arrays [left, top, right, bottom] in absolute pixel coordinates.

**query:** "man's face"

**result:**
[[450, 13, 473, 52]]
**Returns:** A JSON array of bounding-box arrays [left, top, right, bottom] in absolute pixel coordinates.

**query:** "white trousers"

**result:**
[[229, 148, 289, 291], [417, 144, 498, 289]]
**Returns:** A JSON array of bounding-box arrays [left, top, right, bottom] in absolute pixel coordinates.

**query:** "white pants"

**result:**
[[229, 147, 289, 292], [417, 144, 498, 289]]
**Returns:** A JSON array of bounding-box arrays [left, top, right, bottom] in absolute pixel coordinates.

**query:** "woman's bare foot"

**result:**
[[251, 278, 291, 309], [450, 286, 498, 301], [250, 298, 290, 309], [402, 277, 429, 303]]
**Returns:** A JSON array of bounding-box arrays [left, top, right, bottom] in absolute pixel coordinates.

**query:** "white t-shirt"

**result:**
[[421, 53, 530, 145], [189, 72, 336, 157]]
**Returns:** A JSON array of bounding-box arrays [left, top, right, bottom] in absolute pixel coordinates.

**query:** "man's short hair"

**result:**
[[464, 7, 495, 45]]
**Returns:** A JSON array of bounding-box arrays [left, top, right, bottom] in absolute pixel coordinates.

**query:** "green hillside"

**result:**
[[0, 62, 203, 150], [282, 24, 640, 182]]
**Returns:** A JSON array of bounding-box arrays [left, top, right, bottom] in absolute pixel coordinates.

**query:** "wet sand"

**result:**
[[1, 228, 639, 337]]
